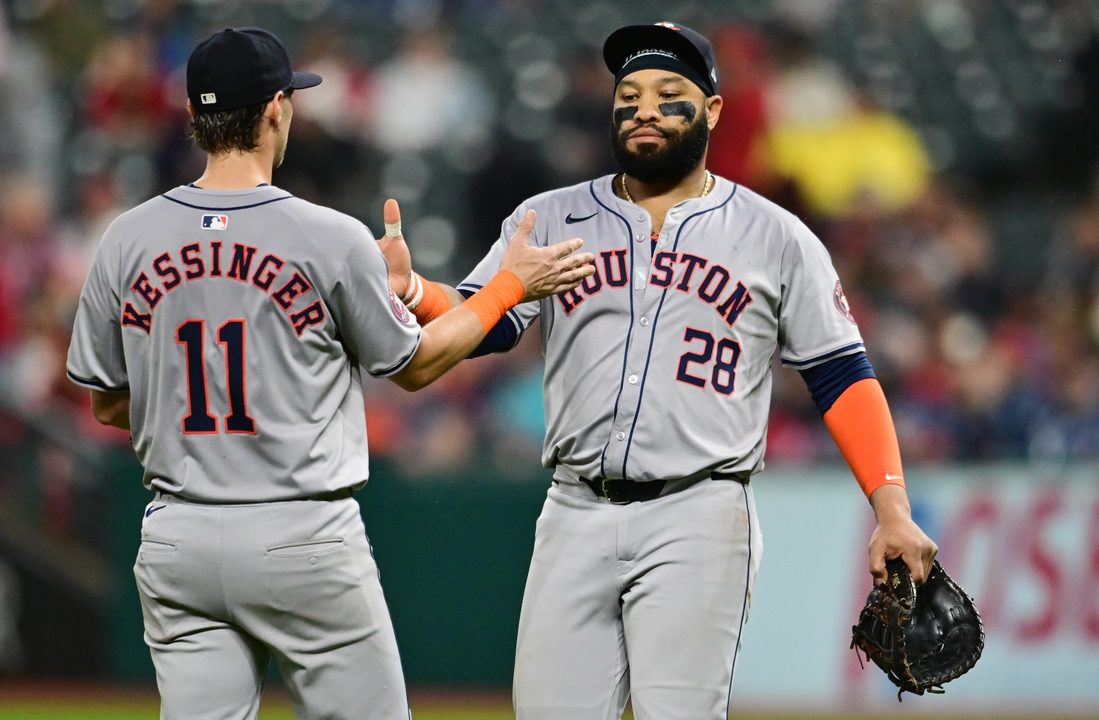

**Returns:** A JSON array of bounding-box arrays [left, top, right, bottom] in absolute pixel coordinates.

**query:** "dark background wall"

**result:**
[[100, 451, 548, 686]]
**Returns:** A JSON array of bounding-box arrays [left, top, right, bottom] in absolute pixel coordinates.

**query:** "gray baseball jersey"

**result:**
[[67, 183, 419, 719], [460, 173, 863, 483], [463, 173, 862, 720], [67, 184, 421, 503]]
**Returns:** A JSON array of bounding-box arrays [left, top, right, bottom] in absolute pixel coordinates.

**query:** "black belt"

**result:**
[[156, 488, 353, 504], [577, 472, 748, 505], [304, 488, 354, 502]]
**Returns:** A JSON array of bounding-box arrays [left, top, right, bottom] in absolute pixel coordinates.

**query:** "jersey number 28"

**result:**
[[676, 327, 741, 395], [176, 318, 256, 434]]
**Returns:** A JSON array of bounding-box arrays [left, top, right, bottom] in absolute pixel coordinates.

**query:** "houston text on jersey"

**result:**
[[556, 247, 753, 326]]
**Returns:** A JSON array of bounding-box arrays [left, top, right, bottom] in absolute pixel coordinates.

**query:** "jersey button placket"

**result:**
[[604, 217, 651, 476]]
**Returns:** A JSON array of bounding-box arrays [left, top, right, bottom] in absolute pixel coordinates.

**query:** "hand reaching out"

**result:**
[[377, 199, 596, 304], [500, 210, 595, 302]]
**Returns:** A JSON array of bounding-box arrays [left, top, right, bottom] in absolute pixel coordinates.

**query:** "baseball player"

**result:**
[[380, 21, 938, 720], [64, 27, 593, 720]]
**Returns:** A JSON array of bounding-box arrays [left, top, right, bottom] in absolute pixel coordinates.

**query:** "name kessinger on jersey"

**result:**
[[120, 239, 327, 336]]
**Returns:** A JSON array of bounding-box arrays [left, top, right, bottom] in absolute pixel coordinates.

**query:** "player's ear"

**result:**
[[705, 94, 723, 130], [264, 92, 285, 125], [186, 99, 196, 121]]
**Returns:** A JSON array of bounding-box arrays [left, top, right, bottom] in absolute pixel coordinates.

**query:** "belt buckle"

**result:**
[[603, 479, 630, 504]]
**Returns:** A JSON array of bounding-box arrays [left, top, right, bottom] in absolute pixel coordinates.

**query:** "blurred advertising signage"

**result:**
[[854, 466, 1098, 711], [738, 465, 1099, 715]]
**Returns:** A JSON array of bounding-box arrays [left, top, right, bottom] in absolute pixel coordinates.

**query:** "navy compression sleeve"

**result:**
[[799, 351, 876, 415], [459, 288, 521, 357]]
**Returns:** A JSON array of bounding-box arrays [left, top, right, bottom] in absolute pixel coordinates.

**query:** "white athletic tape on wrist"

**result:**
[[404, 272, 425, 309], [384, 221, 402, 238], [400, 272, 420, 303]]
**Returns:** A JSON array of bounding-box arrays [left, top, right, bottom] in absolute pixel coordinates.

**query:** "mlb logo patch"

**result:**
[[200, 92, 217, 105], [201, 214, 228, 230]]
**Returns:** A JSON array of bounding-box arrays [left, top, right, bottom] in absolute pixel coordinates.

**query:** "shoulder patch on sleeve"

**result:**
[[834, 280, 856, 325], [388, 287, 412, 324]]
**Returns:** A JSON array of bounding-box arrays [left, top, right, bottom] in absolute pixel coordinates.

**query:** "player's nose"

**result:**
[[634, 98, 663, 122]]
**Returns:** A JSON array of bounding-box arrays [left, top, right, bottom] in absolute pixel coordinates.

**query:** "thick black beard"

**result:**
[[609, 112, 709, 185]]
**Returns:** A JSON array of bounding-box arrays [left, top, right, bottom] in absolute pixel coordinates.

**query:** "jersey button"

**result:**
[[635, 234, 644, 243], [615, 431, 626, 441], [636, 213, 645, 222], [627, 374, 638, 384], [639, 316, 649, 326]]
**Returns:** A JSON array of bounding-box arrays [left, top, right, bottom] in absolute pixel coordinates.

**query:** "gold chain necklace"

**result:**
[[619, 171, 714, 203]]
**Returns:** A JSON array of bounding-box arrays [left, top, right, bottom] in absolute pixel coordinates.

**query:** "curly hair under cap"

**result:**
[[187, 100, 268, 155]]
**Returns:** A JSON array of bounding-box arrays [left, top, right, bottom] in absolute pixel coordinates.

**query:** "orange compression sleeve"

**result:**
[[461, 270, 525, 333], [409, 275, 454, 325], [822, 377, 905, 498]]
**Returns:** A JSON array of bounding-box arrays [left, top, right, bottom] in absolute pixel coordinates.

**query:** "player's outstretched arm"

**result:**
[[822, 377, 938, 584], [388, 209, 594, 391], [377, 199, 592, 324]]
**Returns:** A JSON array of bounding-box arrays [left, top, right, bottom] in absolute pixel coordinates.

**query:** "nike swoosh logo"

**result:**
[[565, 212, 598, 224], [145, 504, 167, 518]]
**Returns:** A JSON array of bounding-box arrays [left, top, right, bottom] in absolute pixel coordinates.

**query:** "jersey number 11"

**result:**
[[176, 318, 256, 434]]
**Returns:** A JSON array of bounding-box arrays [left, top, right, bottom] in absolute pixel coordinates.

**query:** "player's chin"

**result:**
[[627, 138, 667, 154], [625, 144, 667, 163]]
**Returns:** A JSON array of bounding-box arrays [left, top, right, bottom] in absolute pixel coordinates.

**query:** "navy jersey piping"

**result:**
[[725, 480, 754, 716], [588, 180, 638, 479], [66, 370, 129, 392], [160, 193, 295, 212], [782, 341, 865, 368], [369, 333, 422, 377], [622, 184, 739, 477]]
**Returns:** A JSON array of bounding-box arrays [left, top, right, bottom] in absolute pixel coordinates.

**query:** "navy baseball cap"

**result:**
[[603, 22, 719, 97], [187, 27, 322, 113]]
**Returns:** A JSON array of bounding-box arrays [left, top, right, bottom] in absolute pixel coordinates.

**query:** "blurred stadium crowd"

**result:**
[[2, 0, 1099, 481]]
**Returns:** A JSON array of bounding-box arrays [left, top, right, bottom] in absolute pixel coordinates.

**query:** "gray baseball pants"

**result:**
[[514, 476, 762, 720], [134, 494, 409, 720]]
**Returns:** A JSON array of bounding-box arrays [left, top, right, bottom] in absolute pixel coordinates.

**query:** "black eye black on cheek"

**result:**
[[658, 101, 696, 122], [613, 106, 638, 125]]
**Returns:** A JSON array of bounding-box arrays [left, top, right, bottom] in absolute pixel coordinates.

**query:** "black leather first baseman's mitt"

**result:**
[[851, 558, 984, 700]]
